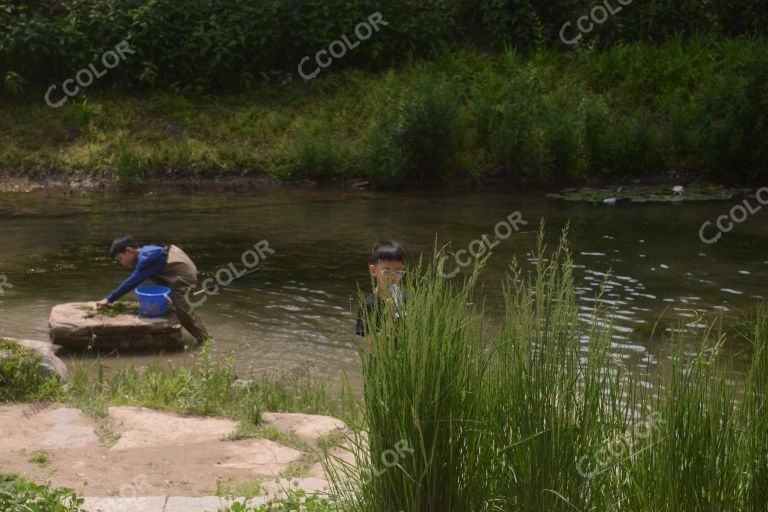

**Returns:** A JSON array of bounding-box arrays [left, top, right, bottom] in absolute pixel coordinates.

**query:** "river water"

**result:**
[[0, 188, 765, 387]]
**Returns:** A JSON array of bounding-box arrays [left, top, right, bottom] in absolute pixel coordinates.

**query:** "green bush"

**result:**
[[228, 490, 339, 511], [1, 0, 767, 93], [698, 53, 768, 182], [485, 76, 586, 185], [365, 77, 467, 186], [0, 339, 61, 402], [0, 474, 85, 512], [280, 120, 350, 180]]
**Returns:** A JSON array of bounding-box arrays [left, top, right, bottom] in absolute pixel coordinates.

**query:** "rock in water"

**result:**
[[49, 302, 183, 349], [0, 337, 68, 380]]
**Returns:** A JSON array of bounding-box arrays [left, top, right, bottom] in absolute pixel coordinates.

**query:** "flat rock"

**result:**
[[0, 404, 99, 450], [0, 337, 68, 379], [81, 496, 166, 512], [108, 406, 239, 450], [108, 406, 302, 474], [262, 412, 347, 447], [165, 496, 268, 512], [49, 302, 183, 349], [0, 403, 345, 497]]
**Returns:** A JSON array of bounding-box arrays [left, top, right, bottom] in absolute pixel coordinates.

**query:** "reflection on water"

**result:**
[[0, 188, 766, 387]]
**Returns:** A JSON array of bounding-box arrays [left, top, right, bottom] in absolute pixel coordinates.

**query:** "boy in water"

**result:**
[[95, 235, 210, 344], [355, 240, 405, 355]]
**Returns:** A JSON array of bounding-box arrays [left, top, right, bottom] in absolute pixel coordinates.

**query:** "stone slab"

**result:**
[[81, 496, 166, 512], [261, 412, 347, 447], [49, 302, 183, 349], [81, 496, 270, 512], [0, 404, 99, 451], [108, 406, 238, 450], [0, 337, 68, 379], [107, 406, 302, 475], [164, 496, 249, 512]]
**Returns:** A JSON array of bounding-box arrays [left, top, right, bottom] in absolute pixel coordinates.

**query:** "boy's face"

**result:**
[[369, 259, 405, 288], [114, 247, 140, 269]]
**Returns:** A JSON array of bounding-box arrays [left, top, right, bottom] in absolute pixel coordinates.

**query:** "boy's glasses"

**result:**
[[378, 269, 406, 277]]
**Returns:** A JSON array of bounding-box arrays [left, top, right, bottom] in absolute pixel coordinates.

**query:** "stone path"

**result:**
[[0, 403, 351, 507], [81, 495, 268, 511]]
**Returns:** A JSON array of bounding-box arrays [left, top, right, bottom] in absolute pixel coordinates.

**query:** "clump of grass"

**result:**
[[327, 243, 490, 511], [28, 449, 51, 467], [365, 75, 468, 187], [0, 339, 62, 402], [66, 341, 360, 427], [279, 119, 351, 181], [478, 230, 633, 510], [227, 490, 339, 511], [617, 308, 768, 510], [215, 476, 265, 501]]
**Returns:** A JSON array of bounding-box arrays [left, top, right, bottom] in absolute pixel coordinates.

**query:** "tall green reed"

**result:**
[[328, 252, 489, 511], [482, 231, 633, 511], [326, 231, 768, 511]]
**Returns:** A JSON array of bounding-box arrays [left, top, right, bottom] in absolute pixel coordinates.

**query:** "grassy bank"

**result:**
[[0, 338, 360, 429], [0, 340, 354, 511], [2, 39, 767, 188], [326, 232, 768, 511]]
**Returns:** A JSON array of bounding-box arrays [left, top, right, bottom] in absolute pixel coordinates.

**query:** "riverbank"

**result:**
[[0, 337, 354, 510], [5, 242, 768, 511], [2, 39, 766, 190], [0, 401, 348, 499]]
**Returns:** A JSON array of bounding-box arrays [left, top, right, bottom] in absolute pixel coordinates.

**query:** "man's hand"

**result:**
[[95, 298, 110, 309]]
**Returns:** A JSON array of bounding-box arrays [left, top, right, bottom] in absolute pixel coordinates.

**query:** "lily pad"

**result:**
[[546, 185, 748, 204]]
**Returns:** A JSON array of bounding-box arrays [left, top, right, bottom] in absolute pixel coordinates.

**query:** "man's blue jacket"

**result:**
[[107, 245, 168, 303]]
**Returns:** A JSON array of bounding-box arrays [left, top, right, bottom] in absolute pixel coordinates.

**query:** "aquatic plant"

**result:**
[[80, 301, 139, 318], [545, 185, 750, 203]]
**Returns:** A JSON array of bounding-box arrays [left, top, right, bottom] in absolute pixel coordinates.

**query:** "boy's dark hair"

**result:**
[[371, 240, 405, 263], [108, 235, 139, 258]]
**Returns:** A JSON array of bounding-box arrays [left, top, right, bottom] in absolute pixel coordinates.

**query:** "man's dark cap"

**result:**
[[108, 235, 139, 258]]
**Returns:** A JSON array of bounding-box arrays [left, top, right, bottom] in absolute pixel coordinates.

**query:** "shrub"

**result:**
[[3, 0, 765, 94], [0, 474, 85, 512], [0, 339, 61, 402], [228, 490, 339, 511], [365, 77, 466, 187], [280, 120, 349, 180]]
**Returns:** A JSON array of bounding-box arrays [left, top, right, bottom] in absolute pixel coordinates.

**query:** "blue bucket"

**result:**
[[135, 285, 171, 318]]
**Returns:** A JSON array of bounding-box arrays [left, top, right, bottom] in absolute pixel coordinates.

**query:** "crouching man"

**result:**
[[95, 235, 211, 344]]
